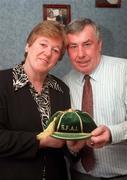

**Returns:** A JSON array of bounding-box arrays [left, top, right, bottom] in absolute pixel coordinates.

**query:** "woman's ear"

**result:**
[[25, 44, 29, 53]]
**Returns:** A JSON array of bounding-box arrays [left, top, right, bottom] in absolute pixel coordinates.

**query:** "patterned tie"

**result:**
[[80, 75, 95, 172], [82, 75, 93, 116]]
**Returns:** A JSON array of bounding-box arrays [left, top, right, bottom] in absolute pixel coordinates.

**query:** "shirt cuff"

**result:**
[[109, 123, 127, 144]]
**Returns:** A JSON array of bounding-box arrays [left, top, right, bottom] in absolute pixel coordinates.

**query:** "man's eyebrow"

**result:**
[[68, 39, 91, 45], [82, 39, 92, 43]]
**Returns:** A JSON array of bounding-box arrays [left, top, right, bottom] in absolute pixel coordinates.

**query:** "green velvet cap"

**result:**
[[47, 109, 97, 140]]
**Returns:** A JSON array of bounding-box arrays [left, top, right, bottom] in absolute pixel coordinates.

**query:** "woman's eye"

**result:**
[[52, 48, 60, 54], [40, 43, 47, 47]]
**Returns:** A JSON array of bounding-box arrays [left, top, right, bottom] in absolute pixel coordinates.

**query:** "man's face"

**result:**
[[67, 25, 102, 74]]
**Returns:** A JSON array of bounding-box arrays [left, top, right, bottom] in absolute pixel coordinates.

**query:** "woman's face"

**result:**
[[25, 36, 63, 74]]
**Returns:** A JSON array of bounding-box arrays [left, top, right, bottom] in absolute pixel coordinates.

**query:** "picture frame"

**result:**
[[43, 4, 71, 26], [95, 0, 121, 8]]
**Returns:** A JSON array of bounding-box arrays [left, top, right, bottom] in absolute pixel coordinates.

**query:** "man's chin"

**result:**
[[74, 66, 90, 74]]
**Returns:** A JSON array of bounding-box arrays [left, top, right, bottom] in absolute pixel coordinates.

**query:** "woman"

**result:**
[[0, 21, 70, 180]]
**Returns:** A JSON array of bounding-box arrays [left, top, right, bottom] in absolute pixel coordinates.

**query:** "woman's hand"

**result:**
[[66, 140, 86, 153], [37, 118, 66, 149], [38, 135, 65, 148]]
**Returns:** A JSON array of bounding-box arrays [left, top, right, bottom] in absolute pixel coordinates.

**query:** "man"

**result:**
[[64, 18, 127, 180], [56, 9, 67, 25]]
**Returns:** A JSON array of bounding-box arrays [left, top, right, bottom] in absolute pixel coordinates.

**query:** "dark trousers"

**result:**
[[71, 169, 127, 180]]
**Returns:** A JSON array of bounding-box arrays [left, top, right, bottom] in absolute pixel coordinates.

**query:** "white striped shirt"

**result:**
[[63, 55, 127, 178]]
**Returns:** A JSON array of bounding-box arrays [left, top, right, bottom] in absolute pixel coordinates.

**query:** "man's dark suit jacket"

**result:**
[[0, 69, 71, 180], [56, 15, 67, 25]]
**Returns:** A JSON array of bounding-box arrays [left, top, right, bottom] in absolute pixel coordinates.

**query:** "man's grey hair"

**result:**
[[65, 18, 102, 41]]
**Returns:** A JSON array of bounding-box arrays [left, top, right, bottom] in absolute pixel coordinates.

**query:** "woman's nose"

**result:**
[[44, 46, 52, 57]]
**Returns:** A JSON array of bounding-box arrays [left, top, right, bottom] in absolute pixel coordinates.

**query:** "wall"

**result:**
[[0, 0, 127, 77]]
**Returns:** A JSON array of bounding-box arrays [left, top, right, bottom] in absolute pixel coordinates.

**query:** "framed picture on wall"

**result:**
[[96, 0, 121, 8], [43, 4, 71, 26]]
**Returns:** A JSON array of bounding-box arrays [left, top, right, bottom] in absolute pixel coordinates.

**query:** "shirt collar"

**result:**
[[91, 55, 104, 81], [84, 55, 105, 82], [13, 64, 29, 91], [13, 64, 63, 93]]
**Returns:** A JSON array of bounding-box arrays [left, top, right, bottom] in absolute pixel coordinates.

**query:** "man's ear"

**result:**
[[99, 40, 103, 53]]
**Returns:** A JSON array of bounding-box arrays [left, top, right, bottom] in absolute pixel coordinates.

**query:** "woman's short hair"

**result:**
[[24, 20, 67, 61]]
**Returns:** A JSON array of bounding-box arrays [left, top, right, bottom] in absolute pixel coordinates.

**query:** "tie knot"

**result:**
[[85, 75, 90, 80]]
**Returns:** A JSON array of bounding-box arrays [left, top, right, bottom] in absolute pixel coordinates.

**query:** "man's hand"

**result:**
[[66, 125, 112, 151], [86, 125, 112, 148]]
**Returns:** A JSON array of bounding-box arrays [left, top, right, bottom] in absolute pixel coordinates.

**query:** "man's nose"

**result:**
[[77, 46, 85, 58]]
